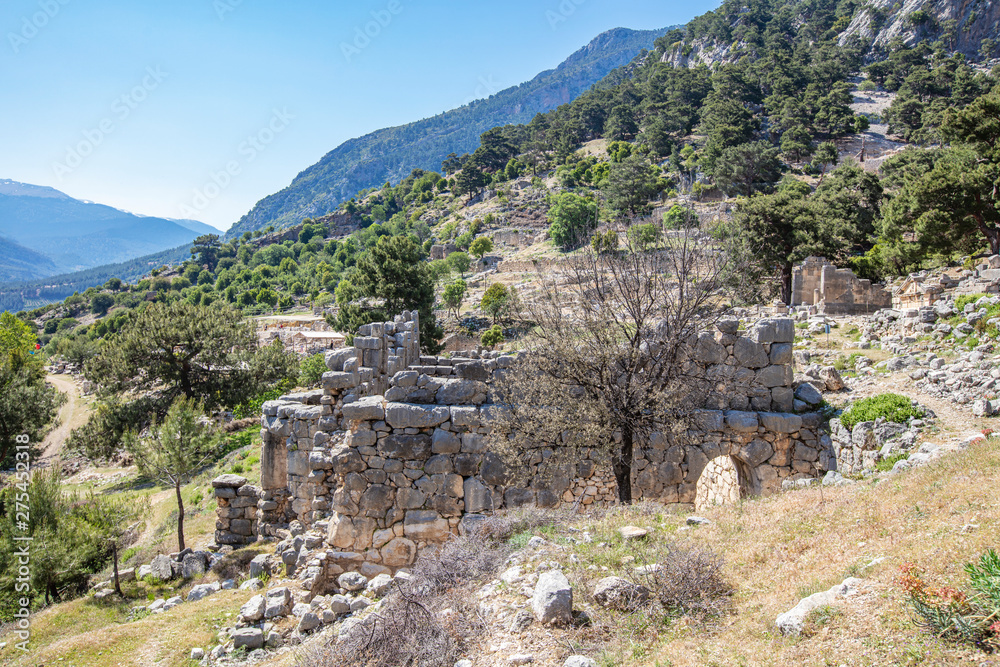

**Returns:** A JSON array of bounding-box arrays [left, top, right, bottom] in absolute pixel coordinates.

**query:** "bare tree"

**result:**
[[489, 222, 758, 503]]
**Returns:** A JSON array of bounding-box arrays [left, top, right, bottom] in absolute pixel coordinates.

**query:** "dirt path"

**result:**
[[37, 374, 90, 468]]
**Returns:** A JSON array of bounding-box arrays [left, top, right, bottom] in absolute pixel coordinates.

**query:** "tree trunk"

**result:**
[[612, 427, 634, 504], [781, 262, 793, 305], [112, 543, 122, 596], [175, 481, 185, 552]]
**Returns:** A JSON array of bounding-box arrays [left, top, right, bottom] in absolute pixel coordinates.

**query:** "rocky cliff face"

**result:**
[[839, 0, 1000, 61], [662, 0, 999, 70]]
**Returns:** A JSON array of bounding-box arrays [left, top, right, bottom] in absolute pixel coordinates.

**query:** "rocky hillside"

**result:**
[[661, 0, 1000, 69], [226, 27, 671, 238], [839, 0, 1000, 61]]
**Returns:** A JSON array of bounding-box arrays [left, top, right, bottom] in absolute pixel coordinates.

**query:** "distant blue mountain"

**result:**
[[0, 178, 218, 279]]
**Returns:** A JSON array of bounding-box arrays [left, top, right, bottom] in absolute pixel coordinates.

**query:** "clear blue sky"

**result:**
[[1, 0, 718, 230]]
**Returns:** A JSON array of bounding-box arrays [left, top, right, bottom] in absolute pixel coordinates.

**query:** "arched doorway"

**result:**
[[695, 456, 744, 511]]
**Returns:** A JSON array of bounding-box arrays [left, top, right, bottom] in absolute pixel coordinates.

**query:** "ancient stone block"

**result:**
[[724, 410, 759, 433], [378, 434, 432, 460], [738, 439, 774, 467], [381, 537, 417, 567], [759, 412, 802, 434], [359, 485, 395, 515], [424, 454, 453, 474], [341, 396, 385, 421], [403, 510, 450, 542], [480, 452, 509, 485], [733, 338, 769, 368], [385, 403, 450, 429], [769, 343, 793, 365], [431, 429, 461, 454], [504, 487, 535, 508], [322, 371, 359, 390]]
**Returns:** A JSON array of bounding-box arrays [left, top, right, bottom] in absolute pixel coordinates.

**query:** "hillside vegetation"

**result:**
[[3, 0, 1000, 663], [227, 27, 671, 237]]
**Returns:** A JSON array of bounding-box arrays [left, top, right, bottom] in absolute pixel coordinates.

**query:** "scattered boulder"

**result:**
[[149, 554, 174, 581], [264, 587, 292, 619], [793, 383, 823, 406], [531, 570, 573, 626], [819, 366, 845, 391], [240, 594, 266, 622], [232, 628, 264, 651], [298, 611, 321, 633], [565, 657, 598, 667], [593, 576, 650, 612], [186, 582, 220, 603], [776, 578, 863, 635], [618, 526, 647, 541], [338, 571, 368, 592], [365, 573, 393, 598], [182, 552, 206, 579]]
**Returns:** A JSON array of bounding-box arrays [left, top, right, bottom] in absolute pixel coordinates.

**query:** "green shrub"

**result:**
[[874, 452, 908, 472], [840, 393, 924, 429], [900, 550, 1000, 651], [954, 293, 987, 312], [858, 79, 877, 92], [299, 353, 327, 387], [232, 379, 295, 419]]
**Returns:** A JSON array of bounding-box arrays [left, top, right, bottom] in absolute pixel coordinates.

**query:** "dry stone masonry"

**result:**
[[792, 256, 891, 315], [218, 312, 835, 580]]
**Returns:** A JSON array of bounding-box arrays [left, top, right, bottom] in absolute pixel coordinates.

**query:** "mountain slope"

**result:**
[[0, 236, 58, 282], [0, 179, 217, 277], [228, 27, 671, 238], [0, 242, 193, 313]]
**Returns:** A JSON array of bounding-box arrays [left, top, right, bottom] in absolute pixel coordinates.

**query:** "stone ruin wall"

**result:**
[[792, 256, 891, 315], [216, 315, 834, 576]]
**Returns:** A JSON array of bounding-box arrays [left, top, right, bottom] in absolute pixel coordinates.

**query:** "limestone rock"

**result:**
[[341, 395, 385, 421], [298, 611, 321, 633], [819, 366, 845, 391], [232, 628, 264, 651], [264, 587, 292, 618], [403, 510, 450, 542], [240, 594, 266, 622], [182, 553, 206, 579], [531, 570, 573, 625], [793, 383, 823, 406], [186, 582, 220, 602], [212, 474, 247, 488], [149, 554, 174, 581], [338, 571, 368, 592], [325, 347, 356, 372], [776, 578, 863, 635], [366, 573, 393, 597], [593, 576, 650, 611], [618, 526, 647, 541]]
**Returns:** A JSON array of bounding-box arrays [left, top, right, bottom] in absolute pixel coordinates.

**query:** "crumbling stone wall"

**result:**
[[255, 316, 833, 575], [792, 256, 891, 315], [213, 474, 261, 546]]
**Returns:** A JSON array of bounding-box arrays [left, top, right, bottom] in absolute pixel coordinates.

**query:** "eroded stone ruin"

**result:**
[[215, 311, 834, 582]]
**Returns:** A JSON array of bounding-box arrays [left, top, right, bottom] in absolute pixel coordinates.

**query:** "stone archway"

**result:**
[[695, 455, 747, 511]]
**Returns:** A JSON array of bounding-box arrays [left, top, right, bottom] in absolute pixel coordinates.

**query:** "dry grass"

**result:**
[[0, 589, 256, 666], [634, 435, 1000, 666]]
